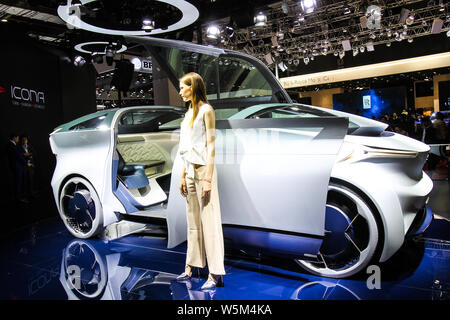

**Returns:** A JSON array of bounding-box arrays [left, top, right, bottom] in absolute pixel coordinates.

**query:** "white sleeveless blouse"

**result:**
[[179, 104, 211, 178]]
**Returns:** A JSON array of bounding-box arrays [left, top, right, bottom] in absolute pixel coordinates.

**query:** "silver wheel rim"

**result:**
[[59, 177, 102, 238], [296, 184, 379, 278], [63, 239, 108, 299]]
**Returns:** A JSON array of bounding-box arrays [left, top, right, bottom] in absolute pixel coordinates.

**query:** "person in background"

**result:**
[[433, 112, 448, 143], [20, 136, 36, 199], [6, 133, 30, 203]]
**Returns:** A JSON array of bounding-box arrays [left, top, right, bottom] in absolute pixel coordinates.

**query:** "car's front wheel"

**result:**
[[59, 176, 103, 239], [296, 183, 380, 278]]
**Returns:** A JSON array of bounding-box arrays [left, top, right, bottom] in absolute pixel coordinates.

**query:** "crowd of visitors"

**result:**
[[376, 109, 449, 144]]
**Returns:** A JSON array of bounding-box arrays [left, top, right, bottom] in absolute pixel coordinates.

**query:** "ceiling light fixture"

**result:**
[[254, 12, 268, 27], [142, 18, 155, 32], [406, 13, 415, 25], [74, 41, 127, 54], [74, 55, 86, 67], [344, 5, 351, 15], [58, 0, 199, 35], [225, 25, 234, 37], [301, 0, 316, 14], [206, 25, 220, 39]]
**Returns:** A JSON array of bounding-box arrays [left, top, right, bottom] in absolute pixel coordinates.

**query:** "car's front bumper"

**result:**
[[406, 205, 434, 239]]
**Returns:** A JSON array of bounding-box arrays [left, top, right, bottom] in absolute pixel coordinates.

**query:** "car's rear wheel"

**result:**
[[296, 183, 380, 278], [59, 176, 103, 239]]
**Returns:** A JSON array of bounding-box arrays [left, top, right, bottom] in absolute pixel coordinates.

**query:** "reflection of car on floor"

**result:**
[[50, 36, 433, 278], [60, 239, 187, 300]]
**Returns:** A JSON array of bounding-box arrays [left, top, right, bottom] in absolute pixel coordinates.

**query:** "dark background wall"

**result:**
[[0, 28, 96, 236]]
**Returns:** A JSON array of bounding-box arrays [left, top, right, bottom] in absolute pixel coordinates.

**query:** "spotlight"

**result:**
[[303, 57, 310, 65], [408, 38, 414, 43], [131, 57, 142, 70], [293, 59, 300, 66], [142, 18, 155, 32], [225, 25, 234, 37], [439, 0, 444, 11], [344, 5, 351, 15], [297, 13, 305, 22], [339, 51, 345, 59], [406, 13, 415, 25], [301, 0, 316, 14], [359, 46, 365, 53], [74, 55, 86, 67], [206, 25, 220, 39], [387, 29, 392, 37], [278, 61, 288, 72], [254, 12, 267, 27], [447, 30, 450, 37], [352, 48, 358, 56], [369, 32, 376, 39], [321, 47, 328, 55]]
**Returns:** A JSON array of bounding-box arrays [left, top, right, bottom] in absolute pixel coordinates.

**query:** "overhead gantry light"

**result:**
[[74, 55, 86, 67], [343, 4, 351, 15], [206, 25, 220, 39], [254, 12, 267, 27], [301, 0, 316, 14], [406, 12, 415, 25]]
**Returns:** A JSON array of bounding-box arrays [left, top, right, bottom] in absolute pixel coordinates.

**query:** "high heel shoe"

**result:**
[[201, 274, 224, 290], [176, 266, 193, 281]]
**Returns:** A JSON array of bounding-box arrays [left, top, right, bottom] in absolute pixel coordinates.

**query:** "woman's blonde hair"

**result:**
[[179, 72, 210, 128]]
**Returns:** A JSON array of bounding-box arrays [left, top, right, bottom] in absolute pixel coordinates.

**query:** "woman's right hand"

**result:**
[[180, 178, 188, 197]]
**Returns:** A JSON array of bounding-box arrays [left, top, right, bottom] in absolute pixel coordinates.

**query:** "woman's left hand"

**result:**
[[201, 180, 211, 206]]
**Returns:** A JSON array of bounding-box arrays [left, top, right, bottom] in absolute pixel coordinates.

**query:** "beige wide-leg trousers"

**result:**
[[185, 164, 226, 275]]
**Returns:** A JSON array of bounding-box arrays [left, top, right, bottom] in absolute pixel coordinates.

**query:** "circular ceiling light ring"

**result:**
[[74, 41, 127, 54], [58, 0, 199, 35]]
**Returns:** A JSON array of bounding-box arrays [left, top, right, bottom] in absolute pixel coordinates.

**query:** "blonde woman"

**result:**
[[176, 72, 225, 290]]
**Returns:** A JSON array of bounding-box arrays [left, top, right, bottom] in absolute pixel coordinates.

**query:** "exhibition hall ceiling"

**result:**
[[0, 0, 449, 78]]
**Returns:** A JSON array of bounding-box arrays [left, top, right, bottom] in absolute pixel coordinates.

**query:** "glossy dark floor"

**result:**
[[1, 178, 449, 300]]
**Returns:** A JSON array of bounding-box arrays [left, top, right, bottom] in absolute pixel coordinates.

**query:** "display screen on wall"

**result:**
[[415, 81, 434, 97], [332, 86, 406, 119], [438, 80, 450, 111]]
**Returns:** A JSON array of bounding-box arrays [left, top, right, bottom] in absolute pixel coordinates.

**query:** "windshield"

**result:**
[[158, 47, 273, 101]]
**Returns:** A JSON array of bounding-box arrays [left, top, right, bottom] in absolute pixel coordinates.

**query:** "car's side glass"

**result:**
[[70, 114, 108, 131], [118, 110, 184, 134]]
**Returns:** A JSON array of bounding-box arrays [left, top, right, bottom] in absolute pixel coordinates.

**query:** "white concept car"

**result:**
[[49, 36, 433, 278]]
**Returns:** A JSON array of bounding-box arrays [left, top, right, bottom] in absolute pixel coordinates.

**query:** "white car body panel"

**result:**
[[168, 119, 348, 248]]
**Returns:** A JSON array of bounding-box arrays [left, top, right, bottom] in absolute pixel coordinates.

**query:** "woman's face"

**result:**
[[179, 82, 192, 103]]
